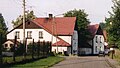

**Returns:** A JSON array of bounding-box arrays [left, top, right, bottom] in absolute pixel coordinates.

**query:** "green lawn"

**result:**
[[9, 56, 64, 68]]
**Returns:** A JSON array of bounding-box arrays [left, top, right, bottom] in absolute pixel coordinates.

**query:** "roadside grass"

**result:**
[[3, 56, 33, 63], [8, 56, 64, 68], [109, 48, 120, 65]]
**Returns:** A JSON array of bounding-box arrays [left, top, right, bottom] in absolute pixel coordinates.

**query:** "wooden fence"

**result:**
[[0, 35, 52, 66]]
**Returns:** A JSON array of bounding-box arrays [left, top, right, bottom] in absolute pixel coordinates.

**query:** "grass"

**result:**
[[109, 48, 120, 65], [3, 56, 32, 64], [8, 56, 64, 68]]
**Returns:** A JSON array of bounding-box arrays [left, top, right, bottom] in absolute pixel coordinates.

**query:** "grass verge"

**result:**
[[8, 56, 64, 68], [109, 48, 120, 65]]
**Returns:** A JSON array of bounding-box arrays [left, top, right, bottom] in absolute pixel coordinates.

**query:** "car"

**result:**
[[104, 49, 110, 55], [98, 51, 105, 57]]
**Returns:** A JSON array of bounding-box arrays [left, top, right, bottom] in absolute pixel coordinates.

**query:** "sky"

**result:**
[[0, 0, 113, 31]]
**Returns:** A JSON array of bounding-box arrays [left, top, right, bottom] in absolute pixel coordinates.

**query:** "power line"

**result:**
[[13, 0, 22, 6]]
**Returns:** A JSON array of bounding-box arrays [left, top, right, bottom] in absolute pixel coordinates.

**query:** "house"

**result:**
[[79, 24, 106, 55], [3, 39, 21, 51], [7, 15, 78, 55]]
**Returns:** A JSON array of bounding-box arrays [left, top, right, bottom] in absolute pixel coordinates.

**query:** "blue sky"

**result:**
[[0, 0, 113, 30]]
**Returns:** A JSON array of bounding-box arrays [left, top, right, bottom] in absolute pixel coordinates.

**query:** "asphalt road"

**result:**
[[51, 56, 112, 68]]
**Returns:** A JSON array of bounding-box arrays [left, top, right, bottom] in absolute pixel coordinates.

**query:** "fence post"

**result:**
[[43, 41, 45, 57], [37, 40, 40, 58], [47, 42, 49, 56], [25, 38, 27, 54], [13, 35, 17, 62], [49, 42, 52, 53], [32, 39, 34, 59], [0, 34, 3, 66]]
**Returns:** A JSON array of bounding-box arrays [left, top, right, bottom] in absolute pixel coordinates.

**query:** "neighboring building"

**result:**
[[79, 24, 106, 55], [7, 15, 78, 55], [3, 39, 21, 51]]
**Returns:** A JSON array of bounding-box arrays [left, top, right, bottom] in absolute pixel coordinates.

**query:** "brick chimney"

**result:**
[[49, 14, 53, 18]]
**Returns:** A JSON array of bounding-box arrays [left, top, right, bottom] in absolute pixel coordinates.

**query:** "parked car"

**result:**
[[104, 49, 110, 55], [98, 51, 105, 57]]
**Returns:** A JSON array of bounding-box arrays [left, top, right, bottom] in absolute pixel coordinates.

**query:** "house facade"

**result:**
[[7, 16, 78, 55], [79, 24, 106, 55]]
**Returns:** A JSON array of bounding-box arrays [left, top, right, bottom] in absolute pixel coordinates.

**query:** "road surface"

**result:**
[[51, 56, 112, 68]]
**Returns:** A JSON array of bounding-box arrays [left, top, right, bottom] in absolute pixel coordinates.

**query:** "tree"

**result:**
[[12, 10, 36, 27], [99, 22, 106, 30], [0, 13, 8, 43], [64, 9, 91, 46], [106, 0, 120, 48], [64, 9, 90, 30]]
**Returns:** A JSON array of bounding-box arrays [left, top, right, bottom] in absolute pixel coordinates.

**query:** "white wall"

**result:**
[[52, 46, 67, 52], [58, 36, 71, 44], [52, 46, 71, 54], [7, 29, 59, 44], [93, 35, 104, 54], [7, 28, 74, 54], [79, 48, 92, 55], [72, 30, 78, 54]]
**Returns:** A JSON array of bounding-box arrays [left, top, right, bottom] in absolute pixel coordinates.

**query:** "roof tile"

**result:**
[[33, 17, 76, 35]]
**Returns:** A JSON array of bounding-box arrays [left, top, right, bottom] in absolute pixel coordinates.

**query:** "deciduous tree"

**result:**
[[64, 9, 91, 46], [106, 0, 120, 48], [12, 10, 36, 27]]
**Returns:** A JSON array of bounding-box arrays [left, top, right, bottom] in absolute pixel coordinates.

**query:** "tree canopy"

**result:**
[[64, 9, 91, 46], [0, 13, 8, 43], [105, 0, 120, 48], [0, 13, 7, 34], [12, 10, 36, 27], [64, 9, 90, 30]]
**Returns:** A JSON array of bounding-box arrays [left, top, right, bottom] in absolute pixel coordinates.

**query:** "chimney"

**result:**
[[49, 14, 53, 18]]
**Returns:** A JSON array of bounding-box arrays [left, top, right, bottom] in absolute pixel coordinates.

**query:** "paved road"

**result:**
[[51, 56, 112, 68]]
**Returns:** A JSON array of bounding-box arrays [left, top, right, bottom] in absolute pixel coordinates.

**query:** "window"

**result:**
[[100, 37, 102, 43], [96, 36, 98, 43], [10, 44, 13, 47], [95, 46, 97, 52], [39, 31, 43, 39], [5, 44, 8, 48], [27, 31, 32, 39], [15, 31, 20, 39]]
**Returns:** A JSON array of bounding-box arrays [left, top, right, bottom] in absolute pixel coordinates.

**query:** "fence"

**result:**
[[0, 35, 52, 66]]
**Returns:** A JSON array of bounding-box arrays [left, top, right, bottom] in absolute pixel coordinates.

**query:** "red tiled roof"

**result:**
[[88, 24, 99, 36], [33, 17, 76, 35], [52, 39, 70, 47]]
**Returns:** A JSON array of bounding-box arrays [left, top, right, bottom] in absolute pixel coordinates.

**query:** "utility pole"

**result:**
[[23, 0, 26, 59]]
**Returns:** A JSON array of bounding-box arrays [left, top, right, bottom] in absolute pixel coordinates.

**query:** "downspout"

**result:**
[[92, 39, 94, 55], [71, 35, 73, 54]]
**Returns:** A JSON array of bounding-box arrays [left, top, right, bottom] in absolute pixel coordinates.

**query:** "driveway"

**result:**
[[50, 56, 112, 68]]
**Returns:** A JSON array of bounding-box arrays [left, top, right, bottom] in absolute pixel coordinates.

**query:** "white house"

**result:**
[[7, 15, 78, 55], [79, 24, 106, 55]]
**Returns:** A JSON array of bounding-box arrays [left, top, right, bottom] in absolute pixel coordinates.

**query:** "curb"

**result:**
[[105, 58, 116, 68]]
